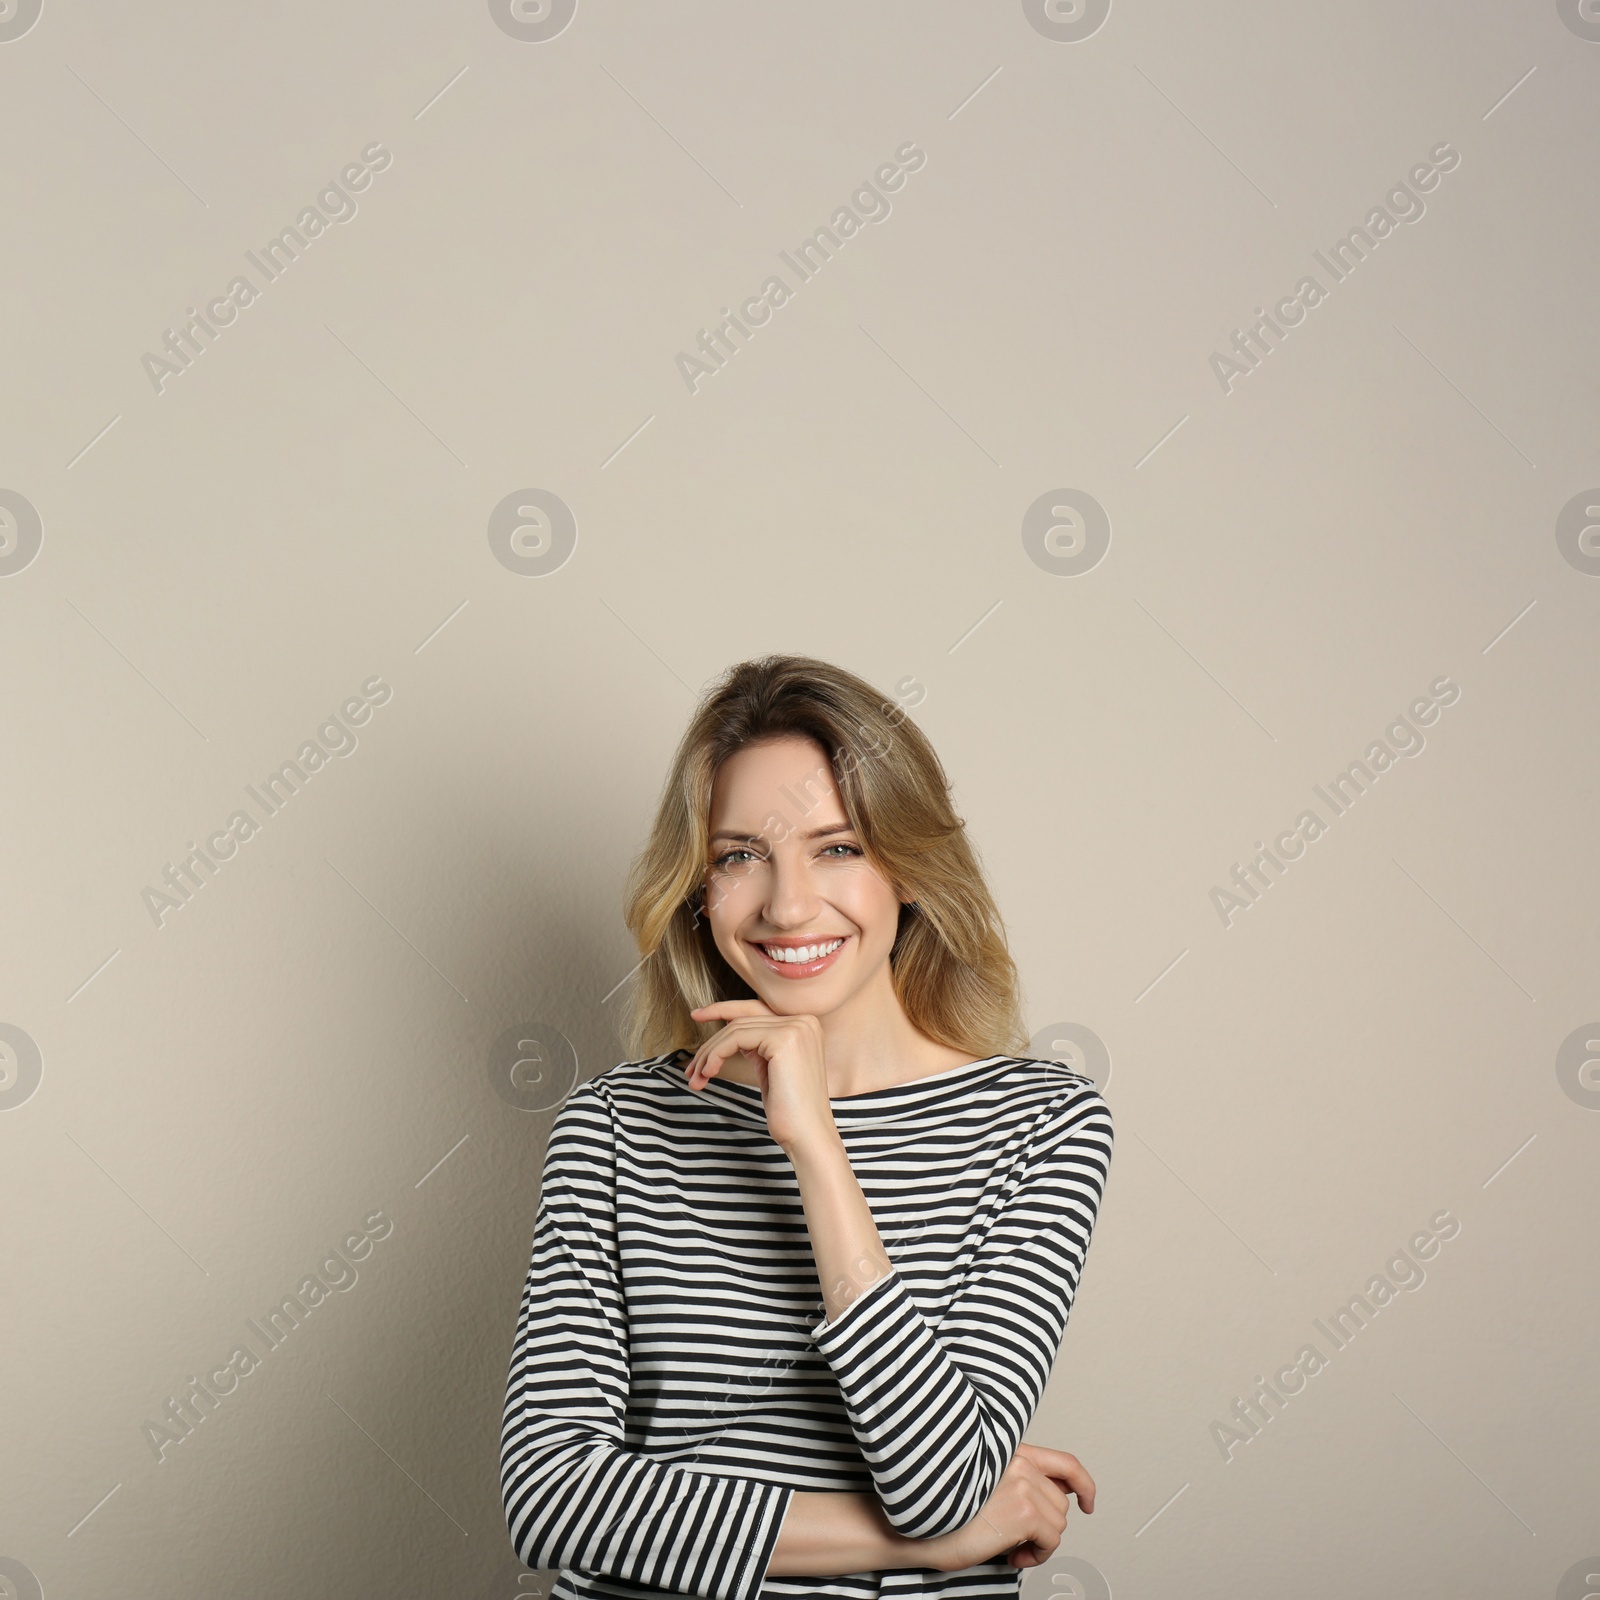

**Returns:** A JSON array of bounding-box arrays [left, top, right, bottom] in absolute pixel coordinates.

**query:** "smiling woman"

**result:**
[[500, 655, 1115, 1600], [622, 654, 1025, 1083]]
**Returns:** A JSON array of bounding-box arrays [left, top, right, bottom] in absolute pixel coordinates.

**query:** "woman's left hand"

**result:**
[[685, 1001, 836, 1153]]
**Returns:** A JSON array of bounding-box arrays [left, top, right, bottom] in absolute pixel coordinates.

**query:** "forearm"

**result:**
[[765, 1491, 939, 1577], [787, 1130, 893, 1324], [785, 1132, 997, 1540], [788, 1091, 1112, 1541]]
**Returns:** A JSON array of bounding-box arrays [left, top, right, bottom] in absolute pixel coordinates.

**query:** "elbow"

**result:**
[[506, 1527, 555, 1575], [501, 1445, 570, 1572], [889, 1504, 960, 1542], [504, 1486, 571, 1576], [883, 1497, 983, 1542], [880, 1451, 1003, 1540], [502, 1482, 554, 1571], [500, 1415, 622, 1571]]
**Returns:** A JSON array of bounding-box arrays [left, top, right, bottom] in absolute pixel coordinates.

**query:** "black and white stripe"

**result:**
[[501, 1050, 1114, 1600]]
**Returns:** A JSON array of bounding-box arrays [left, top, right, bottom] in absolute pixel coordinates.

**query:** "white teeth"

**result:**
[[761, 938, 844, 964]]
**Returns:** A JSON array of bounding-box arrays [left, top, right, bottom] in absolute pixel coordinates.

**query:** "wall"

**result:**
[[1, 2, 1596, 1596]]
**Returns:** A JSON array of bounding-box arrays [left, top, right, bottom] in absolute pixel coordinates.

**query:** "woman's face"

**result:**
[[702, 735, 905, 1017]]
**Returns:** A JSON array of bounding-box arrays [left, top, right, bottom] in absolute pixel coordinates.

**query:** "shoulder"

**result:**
[[992, 1055, 1109, 1110], [540, 1054, 681, 1176], [554, 1051, 683, 1125], [995, 1055, 1102, 1090], [993, 1057, 1114, 1151]]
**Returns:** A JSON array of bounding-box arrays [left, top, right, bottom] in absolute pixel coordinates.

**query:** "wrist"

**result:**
[[780, 1125, 847, 1167], [907, 1531, 956, 1574]]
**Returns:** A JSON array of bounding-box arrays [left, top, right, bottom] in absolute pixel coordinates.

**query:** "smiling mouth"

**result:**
[[749, 936, 849, 976]]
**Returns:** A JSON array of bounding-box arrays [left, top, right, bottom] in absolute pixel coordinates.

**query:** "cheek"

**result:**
[[832, 875, 901, 937], [707, 878, 764, 933]]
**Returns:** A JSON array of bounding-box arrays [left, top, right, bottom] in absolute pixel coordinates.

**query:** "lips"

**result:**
[[749, 936, 849, 978]]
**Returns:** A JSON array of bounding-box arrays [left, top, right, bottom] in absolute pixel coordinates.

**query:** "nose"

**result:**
[[762, 847, 823, 929]]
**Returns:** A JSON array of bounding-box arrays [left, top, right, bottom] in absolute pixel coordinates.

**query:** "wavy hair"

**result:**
[[619, 654, 1028, 1062]]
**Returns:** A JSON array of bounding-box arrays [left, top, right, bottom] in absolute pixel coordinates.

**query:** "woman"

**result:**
[[501, 654, 1114, 1600]]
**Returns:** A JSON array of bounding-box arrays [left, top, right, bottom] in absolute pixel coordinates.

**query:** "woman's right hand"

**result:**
[[922, 1444, 1097, 1572]]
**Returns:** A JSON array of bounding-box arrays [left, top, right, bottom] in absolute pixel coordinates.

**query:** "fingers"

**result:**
[[991, 1457, 1072, 1569], [1050, 1459, 1096, 1515], [1035, 1471, 1071, 1521], [686, 1020, 769, 1089], [686, 1037, 737, 1090], [1017, 1444, 1096, 1514], [684, 1023, 743, 1089], [683, 1012, 816, 1090], [1010, 1507, 1067, 1567]]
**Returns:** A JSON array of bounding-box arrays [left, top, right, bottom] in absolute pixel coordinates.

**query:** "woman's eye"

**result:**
[[711, 843, 860, 869]]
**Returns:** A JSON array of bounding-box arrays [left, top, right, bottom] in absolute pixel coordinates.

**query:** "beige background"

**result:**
[[2, 1, 1597, 1596]]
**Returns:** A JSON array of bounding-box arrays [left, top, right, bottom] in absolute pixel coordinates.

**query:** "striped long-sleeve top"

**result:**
[[500, 1048, 1114, 1600]]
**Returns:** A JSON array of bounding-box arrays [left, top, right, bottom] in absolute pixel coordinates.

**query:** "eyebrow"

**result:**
[[709, 823, 857, 845]]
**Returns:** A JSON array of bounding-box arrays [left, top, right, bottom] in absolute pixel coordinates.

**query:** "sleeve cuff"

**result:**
[[730, 1480, 794, 1600], [811, 1265, 904, 1346], [629, 1470, 795, 1600]]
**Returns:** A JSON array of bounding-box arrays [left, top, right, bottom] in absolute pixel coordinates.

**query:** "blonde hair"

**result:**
[[619, 654, 1028, 1062]]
